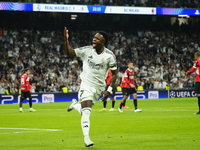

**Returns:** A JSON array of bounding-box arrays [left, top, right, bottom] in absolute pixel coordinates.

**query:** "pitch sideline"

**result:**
[[0, 127, 62, 134]]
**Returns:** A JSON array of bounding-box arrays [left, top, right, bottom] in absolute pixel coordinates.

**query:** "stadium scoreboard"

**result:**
[[0, 2, 200, 16]]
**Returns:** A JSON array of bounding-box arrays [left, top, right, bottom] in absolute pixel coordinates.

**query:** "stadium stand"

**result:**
[[0, 22, 197, 93]]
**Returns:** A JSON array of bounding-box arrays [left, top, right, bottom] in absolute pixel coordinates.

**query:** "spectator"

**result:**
[[39, 88, 43, 93], [153, 79, 159, 89], [60, 83, 65, 91], [31, 83, 36, 93], [35, 83, 41, 93], [0, 85, 6, 94], [0, 27, 198, 93], [143, 80, 149, 89], [13, 87, 19, 94]]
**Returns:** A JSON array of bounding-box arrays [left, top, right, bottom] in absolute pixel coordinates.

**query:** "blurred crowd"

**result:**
[[7, 0, 200, 8], [0, 23, 197, 94]]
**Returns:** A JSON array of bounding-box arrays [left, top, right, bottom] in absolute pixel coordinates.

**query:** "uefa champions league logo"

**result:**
[[170, 91, 176, 98]]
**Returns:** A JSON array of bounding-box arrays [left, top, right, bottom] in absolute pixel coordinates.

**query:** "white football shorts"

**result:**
[[78, 81, 104, 104]]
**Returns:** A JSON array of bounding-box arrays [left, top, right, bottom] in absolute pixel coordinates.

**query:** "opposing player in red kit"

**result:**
[[118, 62, 142, 113], [100, 69, 116, 111], [19, 68, 36, 112], [186, 52, 200, 115]]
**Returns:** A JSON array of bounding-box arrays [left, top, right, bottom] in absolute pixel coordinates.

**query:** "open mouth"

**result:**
[[92, 42, 97, 47]]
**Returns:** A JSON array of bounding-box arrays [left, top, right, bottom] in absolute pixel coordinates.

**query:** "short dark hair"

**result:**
[[99, 31, 108, 45], [24, 68, 30, 72], [195, 52, 200, 57]]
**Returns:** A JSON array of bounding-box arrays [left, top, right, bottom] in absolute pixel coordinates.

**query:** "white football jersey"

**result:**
[[74, 46, 117, 87]]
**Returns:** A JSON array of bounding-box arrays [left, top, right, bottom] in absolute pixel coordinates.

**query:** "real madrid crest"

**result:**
[[101, 58, 105, 63]]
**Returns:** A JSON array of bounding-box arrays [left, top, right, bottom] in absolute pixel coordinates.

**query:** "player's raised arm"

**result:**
[[64, 27, 76, 57]]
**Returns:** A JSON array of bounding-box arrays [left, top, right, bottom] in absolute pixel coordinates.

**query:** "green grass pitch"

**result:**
[[0, 98, 200, 150]]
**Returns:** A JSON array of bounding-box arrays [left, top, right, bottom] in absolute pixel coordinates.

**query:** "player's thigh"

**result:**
[[21, 92, 25, 100], [130, 88, 137, 95], [122, 88, 129, 96], [24, 91, 30, 99], [81, 100, 93, 108], [126, 88, 136, 99], [78, 84, 102, 105], [27, 91, 32, 99], [78, 89, 92, 102], [195, 82, 200, 95]]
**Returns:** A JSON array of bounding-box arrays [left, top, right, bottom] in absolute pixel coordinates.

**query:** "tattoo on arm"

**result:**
[[110, 69, 118, 87]]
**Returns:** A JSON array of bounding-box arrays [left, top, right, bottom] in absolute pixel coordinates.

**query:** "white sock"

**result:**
[[73, 103, 82, 115], [20, 108, 22, 111], [81, 108, 91, 138]]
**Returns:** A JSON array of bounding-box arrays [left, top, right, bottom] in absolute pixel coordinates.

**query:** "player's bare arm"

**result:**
[[101, 69, 118, 101], [110, 69, 118, 88], [186, 72, 189, 78], [130, 84, 135, 88], [64, 27, 76, 56]]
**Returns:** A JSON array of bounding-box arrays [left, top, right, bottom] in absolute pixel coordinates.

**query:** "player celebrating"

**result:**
[[100, 69, 116, 111], [118, 62, 142, 113], [186, 52, 200, 115], [20, 68, 35, 112], [64, 27, 118, 147]]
